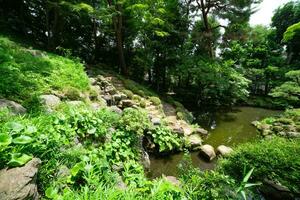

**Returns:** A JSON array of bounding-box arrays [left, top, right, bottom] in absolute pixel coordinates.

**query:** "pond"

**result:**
[[148, 106, 281, 178]]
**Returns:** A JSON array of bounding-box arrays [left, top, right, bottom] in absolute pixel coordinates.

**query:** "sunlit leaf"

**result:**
[[8, 153, 32, 167], [0, 133, 12, 146], [12, 135, 33, 144]]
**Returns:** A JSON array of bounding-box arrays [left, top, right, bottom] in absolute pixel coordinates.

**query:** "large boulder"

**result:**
[[109, 106, 123, 115], [260, 179, 297, 200], [0, 99, 26, 114], [39, 95, 61, 109], [187, 134, 202, 150], [151, 117, 161, 126], [120, 100, 135, 108], [199, 144, 216, 161], [0, 158, 41, 200], [194, 127, 208, 136], [216, 145, 233, 157]]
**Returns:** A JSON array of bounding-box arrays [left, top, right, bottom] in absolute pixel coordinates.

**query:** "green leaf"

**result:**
[[12, 135, 33, 144], [45, 186, 59, 199], [8, 122, 24, 133], [8, 153, 33, 167], [243, 168, 254, 183], [245, 182, 262, 188], [26, 125, 37, 134], [0, 133, 12, 146], [87, 127, 96, 134], [240, 191, 247, 200], [70, 162, 84, 177]]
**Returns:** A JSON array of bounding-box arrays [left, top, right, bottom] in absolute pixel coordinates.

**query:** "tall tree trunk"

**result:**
[[107, 0, 128, 76], [199, 0, 214, 58]]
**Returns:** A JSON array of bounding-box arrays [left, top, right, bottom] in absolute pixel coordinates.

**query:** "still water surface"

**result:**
[[148, 107, 281, 178]]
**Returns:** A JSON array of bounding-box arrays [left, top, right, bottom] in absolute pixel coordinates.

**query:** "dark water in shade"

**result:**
[[148, 107, 282, 178]]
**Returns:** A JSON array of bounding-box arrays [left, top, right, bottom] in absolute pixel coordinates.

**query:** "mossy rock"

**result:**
[[122, 90, 133, 99], [132, 95, 142, 102], [140, 100, 147, 108], [276, 118, 294, 125], [149, 96, 161, 106]]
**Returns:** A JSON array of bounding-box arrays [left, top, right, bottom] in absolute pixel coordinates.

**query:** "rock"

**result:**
[[120, 93, 127, 100], [165, 176, 181, 187], [199, 144, 216, 161], [183, 127, 193, 136], [171, 125, 185, 136], [39, 94, 60, 108], [0, 99, 27, 114], [90, 102, 101, 111], [102, 95, 113, 105], [66, 100, 84, 107], [187, 134, 202, 150], [260, 179, 296, 200], [194, 127, 208, 136], [56, 165, 70, 178], [141, 150, 151, 170], [109, 106, 123, 115], [216, 145, 233, 157], [105, 85, 117, 95], [120, 100, 135, 108], [0, 158, 41, 200], [251, 121, 260, 126], [287, 132, 300, 138], [89, 78, 97, 85], [112, 94, 122, 102], [116, 175, 127, 190], [151, 117, 161, 126]]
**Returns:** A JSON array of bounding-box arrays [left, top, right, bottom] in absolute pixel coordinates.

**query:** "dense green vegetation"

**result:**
[[0, 0, 299, 200], [0, 36, 89, 110]]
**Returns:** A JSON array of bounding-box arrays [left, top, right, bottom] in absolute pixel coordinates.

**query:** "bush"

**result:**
[[132, 95, 142, 102], [178, 155, 238, 200], [140, 100, 147, 108], [122, 89, 134, 99], [149, 126, 183, 152], [149, 96, 161, 106], [219, 137, 300, 194], [119, 108, 151, 135]]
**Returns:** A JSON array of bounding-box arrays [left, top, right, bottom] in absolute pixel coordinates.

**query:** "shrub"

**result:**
[[149, 126, 183, 152], [219, 137, 300, 194], [119, 108, 151, 135], [63, 87, 82, 100], [140, 100, 147, 108], [178, 155, 238, 200], [132, 95, 142, 102], [122, 90, 134, 99], [149, 96, 161, 106]]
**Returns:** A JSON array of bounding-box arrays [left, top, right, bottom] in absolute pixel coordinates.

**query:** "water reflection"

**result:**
[[149, 107, 282, 178]]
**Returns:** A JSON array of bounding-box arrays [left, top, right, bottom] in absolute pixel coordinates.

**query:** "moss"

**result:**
[[132, 95, 142, 102], [63, 87, 82, 100], [122, 90, 134, 99], [149, 96, 161, 106], [140, 100, 147, 108], [276, 118, 294, 125]]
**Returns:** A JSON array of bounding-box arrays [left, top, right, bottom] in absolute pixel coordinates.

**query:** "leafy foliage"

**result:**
[[219, 137, 300, 194]]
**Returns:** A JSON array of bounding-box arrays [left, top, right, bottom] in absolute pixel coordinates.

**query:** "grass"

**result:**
[[0, 36, 89, 110]]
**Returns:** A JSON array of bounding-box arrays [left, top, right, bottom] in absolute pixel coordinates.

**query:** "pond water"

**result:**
[[148, 107, 281, 178]]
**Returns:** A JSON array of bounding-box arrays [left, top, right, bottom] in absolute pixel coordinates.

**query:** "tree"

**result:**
[[270, 70, 300, 106], [271, 1, 300, 66]]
